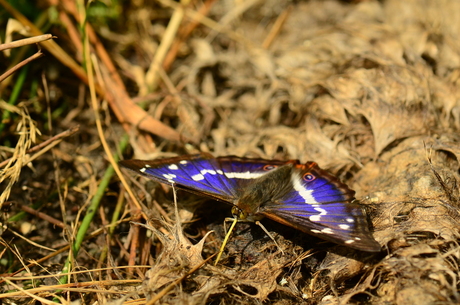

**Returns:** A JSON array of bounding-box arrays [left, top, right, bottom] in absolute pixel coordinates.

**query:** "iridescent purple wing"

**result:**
[[119, 154, 289, 203], [120, 154, 380, 251], [120, 154, 235, 202], [260, 162, 381, 251]]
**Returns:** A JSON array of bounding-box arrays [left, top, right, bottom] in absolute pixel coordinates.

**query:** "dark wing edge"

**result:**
[[261, 203, 381, 252]]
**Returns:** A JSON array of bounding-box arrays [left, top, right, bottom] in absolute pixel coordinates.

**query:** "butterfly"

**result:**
[[119, 153, 381, 252]]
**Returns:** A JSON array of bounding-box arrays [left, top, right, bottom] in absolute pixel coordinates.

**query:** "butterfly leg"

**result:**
[[255, 221, 285, 255], [222, 217, 285, 258], [223, 217, 237, 235], [215, 217, 238, 265]]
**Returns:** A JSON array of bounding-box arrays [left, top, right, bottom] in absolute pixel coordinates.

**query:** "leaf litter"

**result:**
[[2, 0, 460, 304]]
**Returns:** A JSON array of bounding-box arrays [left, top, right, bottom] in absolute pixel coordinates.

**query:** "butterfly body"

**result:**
[[120, 153, 381, 252]]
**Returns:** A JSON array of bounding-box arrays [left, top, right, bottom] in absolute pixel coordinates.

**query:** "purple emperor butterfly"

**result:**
[[120, 153, 381, 252]]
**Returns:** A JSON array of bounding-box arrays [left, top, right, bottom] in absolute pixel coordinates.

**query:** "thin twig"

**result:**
[[262, 5, 292, 49], [0, 34, 54, 51], [0, 0, 95, 92], [145, 0, 190, 91], [0, 126, 79, 169], [0, 50, 44, 83], [20, 205, 66, 229], [163, 0, 217, 72]]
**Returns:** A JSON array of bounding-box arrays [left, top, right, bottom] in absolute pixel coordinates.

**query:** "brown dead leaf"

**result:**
[[142, 219, 211, 300]]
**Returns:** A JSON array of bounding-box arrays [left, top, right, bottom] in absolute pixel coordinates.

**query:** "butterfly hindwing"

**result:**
[[260, 162, 381, 251]]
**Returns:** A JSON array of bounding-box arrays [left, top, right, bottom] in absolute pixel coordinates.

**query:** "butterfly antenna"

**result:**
[[215, 217, 238, 265], [255, 221, 285, 255]]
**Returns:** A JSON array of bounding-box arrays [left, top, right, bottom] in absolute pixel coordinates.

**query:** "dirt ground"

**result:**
[[1, 0, 460, 304]]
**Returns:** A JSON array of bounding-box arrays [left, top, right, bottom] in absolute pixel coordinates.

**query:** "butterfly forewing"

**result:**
[[120, 154, 238, 202], [119, 154, 286, 202]]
